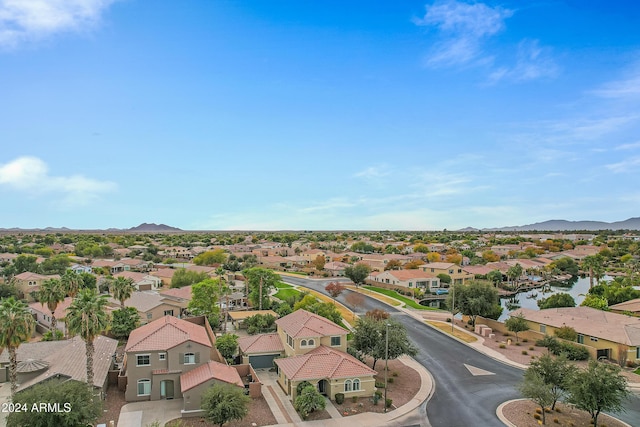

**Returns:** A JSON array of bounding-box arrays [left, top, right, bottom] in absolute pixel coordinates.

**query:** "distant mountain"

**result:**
[[484, 217, 640, 232], [128, 223, 182, 232]]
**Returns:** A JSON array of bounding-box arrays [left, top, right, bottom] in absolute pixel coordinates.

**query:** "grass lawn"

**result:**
[[426, 321, 477, 343], [273, 288, 301, 301], [304, 288, 358, 325], [363, 286, 437, 310], [275, 281, 293, 289], [634, 367, 640, 376]]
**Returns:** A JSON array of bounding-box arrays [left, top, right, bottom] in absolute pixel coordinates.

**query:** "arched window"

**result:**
[[137, 379, 151, 396], [344, 379, 352, 392], [184, 353, 195, 364], [301, 340, 307, 346], [353, 378, 360, 391], [308, 339, 315, 346]]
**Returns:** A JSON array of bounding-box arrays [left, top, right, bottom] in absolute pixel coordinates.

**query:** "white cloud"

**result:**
[[415, 0, 513, 67], [354, 165, 391, 180], [592, 73, 640, 99], [0, 156, 116, 204], [488, 39, 559, 83], [0, 0, 118, 48], [605, 156, 640, 173]]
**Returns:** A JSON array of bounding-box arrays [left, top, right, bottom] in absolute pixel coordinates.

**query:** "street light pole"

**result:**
[[384, 322, 389, 413], [451, 284, 455, 334]]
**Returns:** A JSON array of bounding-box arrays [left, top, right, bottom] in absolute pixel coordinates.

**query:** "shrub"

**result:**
[[335, 393, 345, 404], [503, 332, 510, 337], [515, 342, 521, 346], [388, 377, 394, 384], [529, 346, 535, 351], [523, 338, 529, 343], [385, 398, 393, 409], [522, 350, 528, 355], [374, 390, 383, 399], [499, 344, 506, 349], [373, 394, 379, 405], [392, 372, 398, 377], [555, 408, 562, 413], [535, 408, 542, 414], [375, 382, 385, 389], [351, 396, 358, 403], [534, 413, 541, 420], [446, 318, 452, 323], [554, 418, 559, 423], [42, 330, 64, 341]]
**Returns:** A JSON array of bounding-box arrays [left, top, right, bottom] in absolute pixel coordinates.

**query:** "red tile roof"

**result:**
[[180, 361, 244, 392], [160, 285, 192, 300], [125, 315, 212, 352], [238, 333, 284, 354], [275, 345, 376, 381], [275, 310, 346, 339]]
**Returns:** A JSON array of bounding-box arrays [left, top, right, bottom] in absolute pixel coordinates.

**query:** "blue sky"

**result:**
[[1, 0, 640, 231]]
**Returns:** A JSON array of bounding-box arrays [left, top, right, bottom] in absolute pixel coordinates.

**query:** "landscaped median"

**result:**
[[362, 285, 440, 310], [425, 320, 477, 343]]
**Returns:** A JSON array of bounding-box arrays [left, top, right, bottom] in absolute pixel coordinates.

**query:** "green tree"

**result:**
[[0, 297, 36, 395], [66, 289, 110, 387], [293, 295, 342, 325], [582, 254, 605, 289], [312, 255, 326, 271], [580, 294, 609, 310], [437, 273, 452, 285], [0, 283, 19, 299], [7, 378, 102, 427], [352, 316, 417, 370], [111, 307, 140, 340], [504, 313, 528, 342], [344, 263, 371, 287], [518, 370, 555, 425], [37, 278, 66, 337], [201, 383, 250, 427], [549, 257, 579, 275], [78, 271, 97, 292], [39, 254, 71, 275], [193, 249, 228, 266], [244, 313, 276, 335], [61, 269, 82, 298], [528, 354, 576, 410], [447, 281, 503, 326], [506, 263, 523, 286], [537, 293, 576, 309], [11, 254, 39, 275], [567, 360, 630, 427], [294, 384, 326, 420], [111, 276, 136, 308], [215, 334, 239, 361], [188, 279, 221, 328], [242, 268, 281, 310], [555, 325, 578, 342], [486, 270, 503, 286], [171, 268, 209, 288]]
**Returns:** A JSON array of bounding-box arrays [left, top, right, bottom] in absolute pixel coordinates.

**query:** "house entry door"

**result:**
[[161, 380, 174, 399]]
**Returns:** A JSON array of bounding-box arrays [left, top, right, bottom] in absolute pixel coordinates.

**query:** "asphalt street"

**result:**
[[281, 275, 640, 427]]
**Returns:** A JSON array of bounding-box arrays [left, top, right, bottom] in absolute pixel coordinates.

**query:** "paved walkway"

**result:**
[[117, 397, 183, 427]]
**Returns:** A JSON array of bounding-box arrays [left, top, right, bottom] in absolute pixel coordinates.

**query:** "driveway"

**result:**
[[118, 398, 183, 427]]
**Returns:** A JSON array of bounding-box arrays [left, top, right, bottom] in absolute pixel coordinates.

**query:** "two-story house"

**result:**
[[269, 310, 377, 401], [418, 262, 472, 285], [122, 315, 219, 402], [13, 272, 60, 302]]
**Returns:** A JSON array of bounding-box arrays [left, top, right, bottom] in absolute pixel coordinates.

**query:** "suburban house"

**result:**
[[150, 267, 177, 287], [367, 270, 440, 293], [238, 333, 285, 368], [120, 315, 220, 402], [418, 262, 472, 285], [610, 298, 640, 316], [271, 310, 377, 401], [0, 335, 117, 394], [513, 307, 640, 363], [12, 272, 60, 302], [113, 271, 162, 291], [323, 261, 350, 277], [29, 296, 74, 336], [70, 263, 93, 274], [107, 290, 188, 324]]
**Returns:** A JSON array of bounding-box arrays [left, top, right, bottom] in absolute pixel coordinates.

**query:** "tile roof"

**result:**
[[380, 270, 437, 281], [419, 262, 455, 270], [106, 291, 169, 313], [180, 361, 244, 392], [29, 296, 74, 319], [14, 272, 53, 281], [238, 333, 285, 354], [125, 315, 212, 352], [514, 307, 640, 346], [160, 285, 192, 300], [610, 298, 640, 313], [228, 310, 279, 321], [275, 345, 376, 381], [275, 309, 347, 339], [14, 335, 118, 391]]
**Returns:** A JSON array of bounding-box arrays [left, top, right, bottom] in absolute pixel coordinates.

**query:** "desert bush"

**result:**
[[335, 393, 344, 404], [385, 398, 393, 408], [499, 344, 506, 349]]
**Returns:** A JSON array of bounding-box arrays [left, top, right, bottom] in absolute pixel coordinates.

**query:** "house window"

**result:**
[[590, 337, 598, 342], [330, 336, 341, 346], [308, 339, 314, 346], [159, 353, 166, 361], [136, 354, 150, 366], [637, 347, 640, 359], [146, 313, 152, 320], [353, 378, 360, 391], [164, 310, 174, 316], [577, 334, 584, 344], [344, 380, 352, 392], [137, 379, 151, 396], [409, 282, 413, 288], [286, 334, 294, 348], [540, 325, 546, 334], [184, 353, 195, 364], [301, 340, 307, 347]]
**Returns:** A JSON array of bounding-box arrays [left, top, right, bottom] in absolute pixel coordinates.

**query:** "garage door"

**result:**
[[249, 354, 277, 369]]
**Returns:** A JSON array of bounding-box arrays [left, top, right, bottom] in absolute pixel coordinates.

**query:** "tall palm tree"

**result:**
[[61, 270, 82, 297], [38, 278, 66, 337], [66, 289, 110, 387], [0, 297, 36, 395], [111, 276, 135, 308], [216, 267, 230, 332]]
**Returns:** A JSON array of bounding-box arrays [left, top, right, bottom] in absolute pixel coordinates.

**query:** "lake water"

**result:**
[[498, 275, 614, 322]]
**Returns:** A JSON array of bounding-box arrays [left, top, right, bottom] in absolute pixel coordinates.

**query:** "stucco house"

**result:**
[[114, 271, 162, 291], [29, 296, 74, 336], [106, 290, 187, 325], [12, 272, 60, 302], [513, 307, 640, 364], [270, 310, 377, 401], [418, 262, 472, 285], [367, 270, 440, 292]]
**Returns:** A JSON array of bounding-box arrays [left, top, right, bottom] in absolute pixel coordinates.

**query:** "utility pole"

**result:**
[[451, 284, 455, 334], [258, 275, 263, 310]]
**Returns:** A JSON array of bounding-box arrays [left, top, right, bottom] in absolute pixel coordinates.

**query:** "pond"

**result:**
[[498, 275, 616, 322]]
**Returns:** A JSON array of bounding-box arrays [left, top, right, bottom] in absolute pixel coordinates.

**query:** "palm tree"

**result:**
[[61, 270, 82, 297], [582, 255, 604, 289], [38, 278, 66, 337], [111, 276, 135, 308], [66, 289, 110, 387], [0, 297, 36, 395]]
